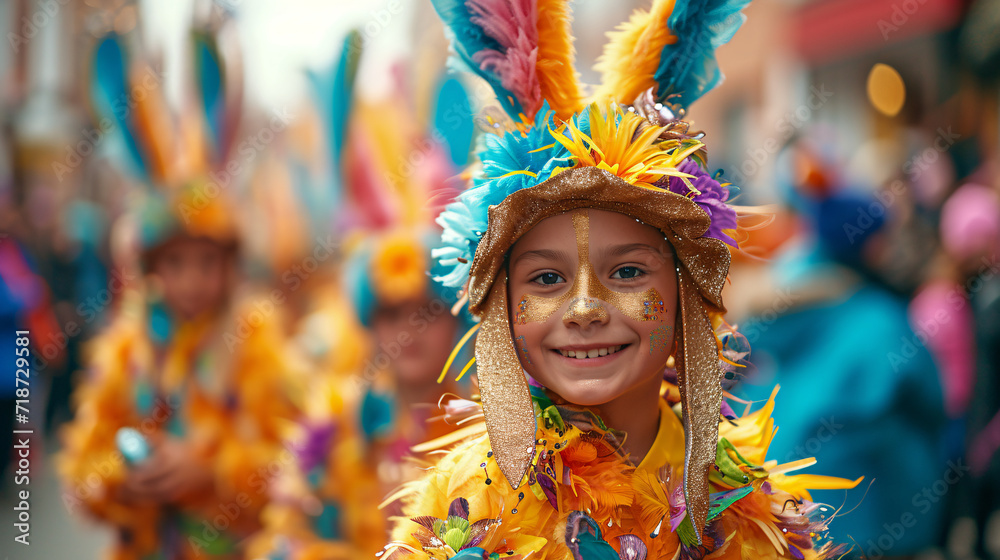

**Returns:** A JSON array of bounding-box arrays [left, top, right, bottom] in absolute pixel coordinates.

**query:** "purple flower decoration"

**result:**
[[666, 159, 738, 247]]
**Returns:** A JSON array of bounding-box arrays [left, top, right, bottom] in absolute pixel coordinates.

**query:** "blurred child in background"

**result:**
[[246, 42, 476, 558], [58, 24, 298, 560]]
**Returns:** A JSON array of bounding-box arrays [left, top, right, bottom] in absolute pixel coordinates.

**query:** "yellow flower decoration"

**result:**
[[551, 103, 703, 190]]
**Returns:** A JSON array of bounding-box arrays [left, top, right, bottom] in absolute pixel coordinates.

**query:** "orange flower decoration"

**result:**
[[372, 235, 429, 304]]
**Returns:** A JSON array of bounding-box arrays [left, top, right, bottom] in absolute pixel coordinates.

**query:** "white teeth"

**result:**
[[559, 345, 625, 359]]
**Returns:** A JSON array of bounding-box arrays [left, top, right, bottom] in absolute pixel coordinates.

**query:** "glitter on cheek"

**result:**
[[601, 287, 661, 322], [521, 292, 566, 323], [649, 324, 674, 354], [515, 335, 532, 364], [515, 297, 529, 324], [642, 296, 666, 321]]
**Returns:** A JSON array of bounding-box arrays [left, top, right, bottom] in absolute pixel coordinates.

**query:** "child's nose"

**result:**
[[562, 297, 609, 328]]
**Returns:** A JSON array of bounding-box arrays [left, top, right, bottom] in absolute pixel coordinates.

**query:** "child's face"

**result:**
[[149, 236, 234, 321], [372, 295, 459, 388], [507, 209, 678, 406]]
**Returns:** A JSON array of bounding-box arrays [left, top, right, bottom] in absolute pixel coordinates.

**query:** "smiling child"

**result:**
[[378, 1, 861, 559]]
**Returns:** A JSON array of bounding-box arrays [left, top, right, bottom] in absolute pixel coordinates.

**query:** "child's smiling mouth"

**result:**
[[553, 343, 630, 362]]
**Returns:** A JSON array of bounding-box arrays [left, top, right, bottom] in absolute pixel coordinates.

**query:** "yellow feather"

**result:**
[[592, 0, 678, 104], [455, 357, 476, 381], [437, 323, 480, 383], [553, 102, 701, 191], [750, 517, 787, 553], [536, 0, 584, 120]]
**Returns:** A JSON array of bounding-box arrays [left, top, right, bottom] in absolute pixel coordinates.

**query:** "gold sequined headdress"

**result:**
[[429, 0, 751, 543]]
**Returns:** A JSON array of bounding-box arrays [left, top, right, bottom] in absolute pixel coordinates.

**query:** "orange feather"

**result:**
[[535, 0, 584, 120]]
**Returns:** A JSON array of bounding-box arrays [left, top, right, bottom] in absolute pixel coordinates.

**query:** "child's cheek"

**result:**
[[648, 323, 674, 355], [510, 321, 544, 373]]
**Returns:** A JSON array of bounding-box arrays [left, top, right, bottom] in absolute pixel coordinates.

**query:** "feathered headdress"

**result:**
[[429, 0, 750, 544], [326, 38, 475, 325], [90, 13, 245, 258]]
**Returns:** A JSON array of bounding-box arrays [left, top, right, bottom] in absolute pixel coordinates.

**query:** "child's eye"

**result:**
[[532, 272, 565, 286], [611, 266, 644, 280]]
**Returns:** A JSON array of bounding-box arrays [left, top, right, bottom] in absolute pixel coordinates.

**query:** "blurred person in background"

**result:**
[[247, 35, 477, 558], [0, 231, 64, 485], [940, 184, 1000, 560], [731, 141, 948, 559], [57, 20, 298, 560], [954, 6, 1000, 554]]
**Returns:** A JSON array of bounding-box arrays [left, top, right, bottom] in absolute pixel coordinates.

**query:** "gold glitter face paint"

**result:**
[[563, 296, 609, 324], [517, 211, 667, 325]]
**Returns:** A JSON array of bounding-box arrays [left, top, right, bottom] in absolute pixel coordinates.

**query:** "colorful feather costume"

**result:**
[[381, 1, 862, 559], [384, 382, 862, 560], [60, 290, 299, 560], [58, 12, 298, 560]]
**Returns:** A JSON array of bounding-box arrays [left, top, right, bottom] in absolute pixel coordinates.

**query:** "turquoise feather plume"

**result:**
[[91, 35, 147, 180], [654, 0, 751, 108], [432, 105, 579, 289], [193, 32, 224, 157]]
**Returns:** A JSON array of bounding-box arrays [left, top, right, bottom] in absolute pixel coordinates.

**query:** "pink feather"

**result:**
[[467, 0, 542, 117]]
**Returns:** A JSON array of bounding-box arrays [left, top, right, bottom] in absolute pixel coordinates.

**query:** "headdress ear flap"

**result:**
[[475, 271, 537, 488], [674, 264, 723, 545]]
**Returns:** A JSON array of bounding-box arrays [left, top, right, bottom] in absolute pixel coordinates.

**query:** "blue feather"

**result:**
[[91, 35, 147, 179], [429, 0, 524, 119], [330, 31, 361, 166], [433, 105, 575, 288], [307, 30, 361, 174], [194, 33, 224, 158], [654, 0, 750, 108], [433, 77, 475, 167]]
